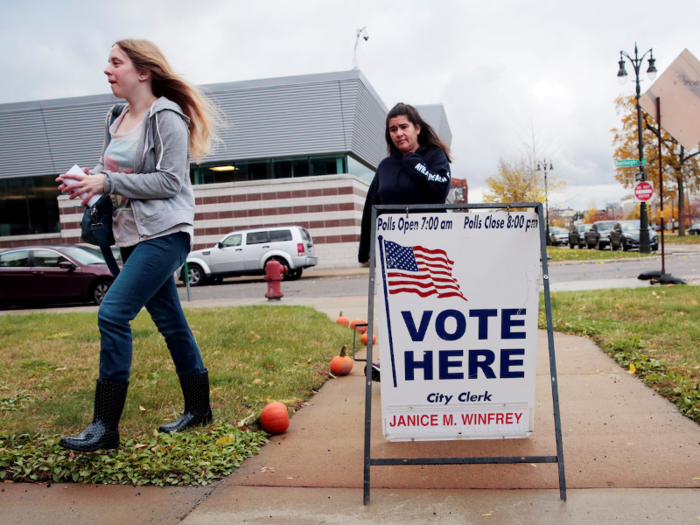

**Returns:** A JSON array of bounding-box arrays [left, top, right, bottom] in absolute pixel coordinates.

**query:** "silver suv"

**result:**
[[182, 226, 318, 286]]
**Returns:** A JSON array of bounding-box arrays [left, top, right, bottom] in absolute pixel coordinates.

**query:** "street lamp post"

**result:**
[[537, 160, 553, 245], [617, 43, 657, 254], [353, 27, 369, 69]]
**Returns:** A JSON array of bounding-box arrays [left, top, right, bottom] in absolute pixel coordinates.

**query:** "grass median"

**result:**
[[547, 246, 656, 262], [0, 305, 353, 485], [539, 286, 700, 424], [660, 233, 700, 245]]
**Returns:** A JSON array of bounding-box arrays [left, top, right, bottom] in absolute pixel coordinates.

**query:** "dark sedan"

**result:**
[[688, 223, 700, 235], [584, 220, 618, 250], [568, 224, 589, 248], [609, 220, 659, 251], [0, 245, 115, 308]]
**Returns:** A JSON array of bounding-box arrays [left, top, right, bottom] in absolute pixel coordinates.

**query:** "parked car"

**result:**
[[584, 220, 618, 250], [182, 225, 318, 286], [609, 220, 659, 251], [548, 227, 569, 246], [568, 224, 589, 249], [76, 244, 123, 268], [0, 245, 115, 308], [688, 223, 700, 235]]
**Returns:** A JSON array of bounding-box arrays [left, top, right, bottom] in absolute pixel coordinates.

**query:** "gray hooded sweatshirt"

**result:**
[[91, 97, 196, 239]]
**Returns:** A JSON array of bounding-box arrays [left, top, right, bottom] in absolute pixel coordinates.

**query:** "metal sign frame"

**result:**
[[362, 202, 566, 504]]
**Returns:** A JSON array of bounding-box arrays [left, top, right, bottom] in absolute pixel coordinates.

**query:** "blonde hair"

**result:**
[[114, 39, 220, 163]]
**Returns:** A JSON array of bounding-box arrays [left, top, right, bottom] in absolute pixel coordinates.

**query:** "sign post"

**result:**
[[363, 202, 566, 503]]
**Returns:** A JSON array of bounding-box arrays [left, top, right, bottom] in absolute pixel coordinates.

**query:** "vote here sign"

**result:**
[[375, 211, 541, 442]]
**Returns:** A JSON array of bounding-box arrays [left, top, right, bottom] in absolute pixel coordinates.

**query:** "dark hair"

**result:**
[[385, 103, 452, 162]]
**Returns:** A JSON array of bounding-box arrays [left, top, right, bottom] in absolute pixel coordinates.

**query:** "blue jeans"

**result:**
[[97, 232, 205, 382]]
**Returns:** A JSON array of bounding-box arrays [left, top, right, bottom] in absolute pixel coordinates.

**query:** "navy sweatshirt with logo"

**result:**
[[358, 145, 451, 263]]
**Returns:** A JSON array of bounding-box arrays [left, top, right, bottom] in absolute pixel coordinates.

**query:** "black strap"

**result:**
[[94, 102, 126, 278], [92, 223, 120, 277]]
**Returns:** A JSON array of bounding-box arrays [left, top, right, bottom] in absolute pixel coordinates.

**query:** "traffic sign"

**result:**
[[616, 158, 647, 167], [634, 172, 644, 182], [634, 181, 654, 202]]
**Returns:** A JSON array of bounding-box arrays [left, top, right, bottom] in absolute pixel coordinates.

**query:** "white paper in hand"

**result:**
[[61, 164, 100, 207]]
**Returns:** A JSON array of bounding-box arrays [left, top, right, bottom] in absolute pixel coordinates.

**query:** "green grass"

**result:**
[[660, 233, 700, 245], [540, 286, 700, 423], [0, 306, 353, 485], [547, 246, 656, 261]]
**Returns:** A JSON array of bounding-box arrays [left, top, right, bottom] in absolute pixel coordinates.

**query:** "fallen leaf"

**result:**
[[287, 477, 294, 480], [693, 477, 700, 480], [267, 382, 274, 386], [627, 364, 636, 374], [627, 443, 635, 446], [135, 443, 148, 450], [253, 378, 262, 385], [307, 358, 312, 363], [482, 513, 492, 517], [216, 436, 234, 445], [55, 367, 67, 371], [139, 406, 147, 412], [253, 371, 260, 376], [530, 464, 537, 467]]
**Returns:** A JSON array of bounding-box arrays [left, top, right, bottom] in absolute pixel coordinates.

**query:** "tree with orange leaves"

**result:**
[[611, 95, 700, 235]]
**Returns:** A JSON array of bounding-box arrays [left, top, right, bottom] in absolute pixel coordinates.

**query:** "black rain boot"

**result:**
[[158, 369, 213, 433], [59, 379, 129, 452]]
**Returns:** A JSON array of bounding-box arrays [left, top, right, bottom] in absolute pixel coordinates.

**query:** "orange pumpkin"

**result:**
[[260, 402, 290, 434], [330, 345, 353, 376], [336, 311, 350, 327], [360, 333, 377, 345], [350, 318, 367, 334]]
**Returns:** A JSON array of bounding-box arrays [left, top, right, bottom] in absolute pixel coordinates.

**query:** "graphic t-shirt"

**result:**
[[105, 111, 142, 247]]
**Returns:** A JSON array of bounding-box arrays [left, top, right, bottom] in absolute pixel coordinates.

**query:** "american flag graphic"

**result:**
[[384, 240, 467, 301]]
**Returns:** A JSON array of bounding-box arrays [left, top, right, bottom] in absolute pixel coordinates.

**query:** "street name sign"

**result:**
[[634, 181, 654, 202], [375, 211, 540, 442], [615, 159, 647, 167]]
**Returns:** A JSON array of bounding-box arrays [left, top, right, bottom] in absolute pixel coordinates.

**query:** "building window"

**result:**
[[191, 154, 351, 185], [0, 175, 61, 237], [347, 155, 375, 184]]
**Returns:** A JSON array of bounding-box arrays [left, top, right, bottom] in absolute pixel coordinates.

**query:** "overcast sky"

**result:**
[[2, 0, 699, 210]]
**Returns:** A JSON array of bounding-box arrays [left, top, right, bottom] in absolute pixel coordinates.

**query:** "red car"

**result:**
[[0, 245, 115, 308]]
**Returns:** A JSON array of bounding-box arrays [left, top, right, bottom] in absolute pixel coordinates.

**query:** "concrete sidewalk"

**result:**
[[2, 296, 700, 524]]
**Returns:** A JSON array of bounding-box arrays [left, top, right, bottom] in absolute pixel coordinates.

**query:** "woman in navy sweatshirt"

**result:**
[[358, 103, 453, 263]]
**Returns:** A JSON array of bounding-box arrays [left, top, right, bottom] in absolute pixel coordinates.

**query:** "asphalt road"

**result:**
[[176, 249, 700, 302]]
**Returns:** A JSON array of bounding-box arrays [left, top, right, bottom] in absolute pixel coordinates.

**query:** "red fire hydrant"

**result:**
[[264, 260, 286, 300]]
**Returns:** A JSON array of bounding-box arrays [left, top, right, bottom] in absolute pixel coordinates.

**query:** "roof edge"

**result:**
[[0, 70, 388, 114]]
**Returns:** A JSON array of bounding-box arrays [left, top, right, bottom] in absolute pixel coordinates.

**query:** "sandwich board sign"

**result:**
[[375, 210, 541, 442], [640, 49, 700, 151]]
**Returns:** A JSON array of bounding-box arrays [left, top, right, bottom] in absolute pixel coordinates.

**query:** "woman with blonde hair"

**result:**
[[57, 39, 217, 452]]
